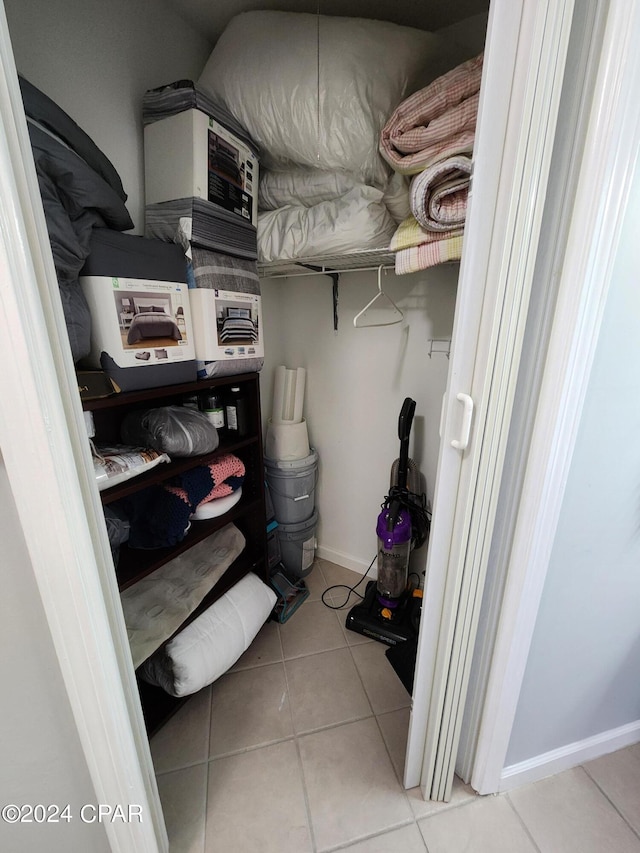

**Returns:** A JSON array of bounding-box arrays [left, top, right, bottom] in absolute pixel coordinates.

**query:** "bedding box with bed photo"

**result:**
[[144, 107, 258, 228], [79, 229, 197, 392], [188, 288, 263, 364]]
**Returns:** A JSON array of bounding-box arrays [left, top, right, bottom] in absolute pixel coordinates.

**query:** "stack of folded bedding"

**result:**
[[380, 53, 483, 274], [198, 11, 451, 263], [142, 79, 256, 152], [145, 197, 257, 260], [114, 453, 245, 549], [19, 76, 134, 362]]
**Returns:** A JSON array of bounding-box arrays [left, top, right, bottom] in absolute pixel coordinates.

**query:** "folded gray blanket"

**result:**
[[190, 248, 259, 292], [145, 197, 257, 260], [20, 76, 133, 362], [142, 79, 259, 159]]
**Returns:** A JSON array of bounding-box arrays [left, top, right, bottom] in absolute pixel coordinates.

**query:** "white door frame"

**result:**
[[470, 0, 640, 794], [405, 0, 575, 797], [0, 5, 166, 851]]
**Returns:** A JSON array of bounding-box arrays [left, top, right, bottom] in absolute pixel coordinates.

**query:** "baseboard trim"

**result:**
[[315, 545, 376, 579], [499, 720, 640, 791]]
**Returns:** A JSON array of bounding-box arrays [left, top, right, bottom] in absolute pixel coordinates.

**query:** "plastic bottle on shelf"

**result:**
[[201, 391, 225, 431], [225, 385, 250, 438]]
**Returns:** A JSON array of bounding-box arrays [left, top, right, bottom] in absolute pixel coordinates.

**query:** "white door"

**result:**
[[404, 0, 576, 798]]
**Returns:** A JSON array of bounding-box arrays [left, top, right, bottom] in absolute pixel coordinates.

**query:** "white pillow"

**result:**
[[140, 572, 276, 697], [199, 11, 442, 188]]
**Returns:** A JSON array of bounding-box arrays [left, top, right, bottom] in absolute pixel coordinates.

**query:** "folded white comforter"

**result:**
[[258, 184, 396, 263]]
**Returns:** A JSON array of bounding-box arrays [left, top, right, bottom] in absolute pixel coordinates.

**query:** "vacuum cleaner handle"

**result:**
[[397, 398, 416, 490]]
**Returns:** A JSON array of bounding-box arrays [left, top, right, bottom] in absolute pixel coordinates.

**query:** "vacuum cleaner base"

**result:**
[[345, 581, 419, 646]]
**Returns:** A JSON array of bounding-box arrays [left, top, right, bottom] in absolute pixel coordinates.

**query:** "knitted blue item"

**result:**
[[119, 465, 215, 549]]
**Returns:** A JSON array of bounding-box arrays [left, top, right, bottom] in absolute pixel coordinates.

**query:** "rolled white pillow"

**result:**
[[140, 572, 276, 697]]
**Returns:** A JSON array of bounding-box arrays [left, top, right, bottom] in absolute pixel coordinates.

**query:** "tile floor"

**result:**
[[151, 559, 640, 852]]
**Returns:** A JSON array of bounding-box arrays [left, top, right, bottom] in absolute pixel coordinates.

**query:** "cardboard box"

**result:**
[[80, 274, 197, 391], [79, 230, 198, 392], [144, 109, 258, 227], [188, 288, 264, 364]]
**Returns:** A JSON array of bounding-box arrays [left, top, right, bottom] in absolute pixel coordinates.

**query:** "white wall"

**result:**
[[3, 0, 212, 232], [260, 266, 458, 575], [505, 154, 640, 765], [0, 460, 111, 852]]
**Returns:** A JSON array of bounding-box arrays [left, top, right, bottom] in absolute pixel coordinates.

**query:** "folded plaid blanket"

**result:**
[[380, 53, 483, 175], [410, 156, 472, 232], [390, 215, 464, 252], [394, 235, 464, 276]]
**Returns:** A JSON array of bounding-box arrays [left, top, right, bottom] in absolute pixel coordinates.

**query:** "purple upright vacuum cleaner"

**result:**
[[346, 398, 429, 646]]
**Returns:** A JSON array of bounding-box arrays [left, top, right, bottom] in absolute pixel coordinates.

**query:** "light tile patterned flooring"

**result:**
[[151, 559, 640, 852]]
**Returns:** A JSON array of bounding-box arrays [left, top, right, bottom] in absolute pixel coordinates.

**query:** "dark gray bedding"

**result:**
[[127, 312, 182, 344], [19, 76, 133, 362]]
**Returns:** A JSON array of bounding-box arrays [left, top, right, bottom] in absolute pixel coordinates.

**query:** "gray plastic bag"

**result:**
[[120, 405, 219, 457]]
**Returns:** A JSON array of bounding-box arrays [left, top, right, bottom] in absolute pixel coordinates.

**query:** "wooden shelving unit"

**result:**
[[85, 371, 268, 734]]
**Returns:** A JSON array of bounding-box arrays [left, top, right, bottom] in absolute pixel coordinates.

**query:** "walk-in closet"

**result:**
[[0, 0, 592, 849]]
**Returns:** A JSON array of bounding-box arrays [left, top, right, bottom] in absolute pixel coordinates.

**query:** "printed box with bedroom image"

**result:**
[[79, 229, 197, 391], [80, 276, 197, 390], [188, 289, 264, 363], [144, 108, 258, 227]]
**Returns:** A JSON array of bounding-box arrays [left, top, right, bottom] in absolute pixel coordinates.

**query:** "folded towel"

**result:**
[[380, 53, 483, 175], [390, 215, 464, 253], [410, 156, 472, 232], [394, 235, 464, 276]]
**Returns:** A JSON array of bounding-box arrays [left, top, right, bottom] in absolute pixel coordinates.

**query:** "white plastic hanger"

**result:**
[[353, 266, 404, 327]]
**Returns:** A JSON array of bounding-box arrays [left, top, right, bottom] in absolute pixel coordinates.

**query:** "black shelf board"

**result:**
[[83, 372, 260, 412]]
